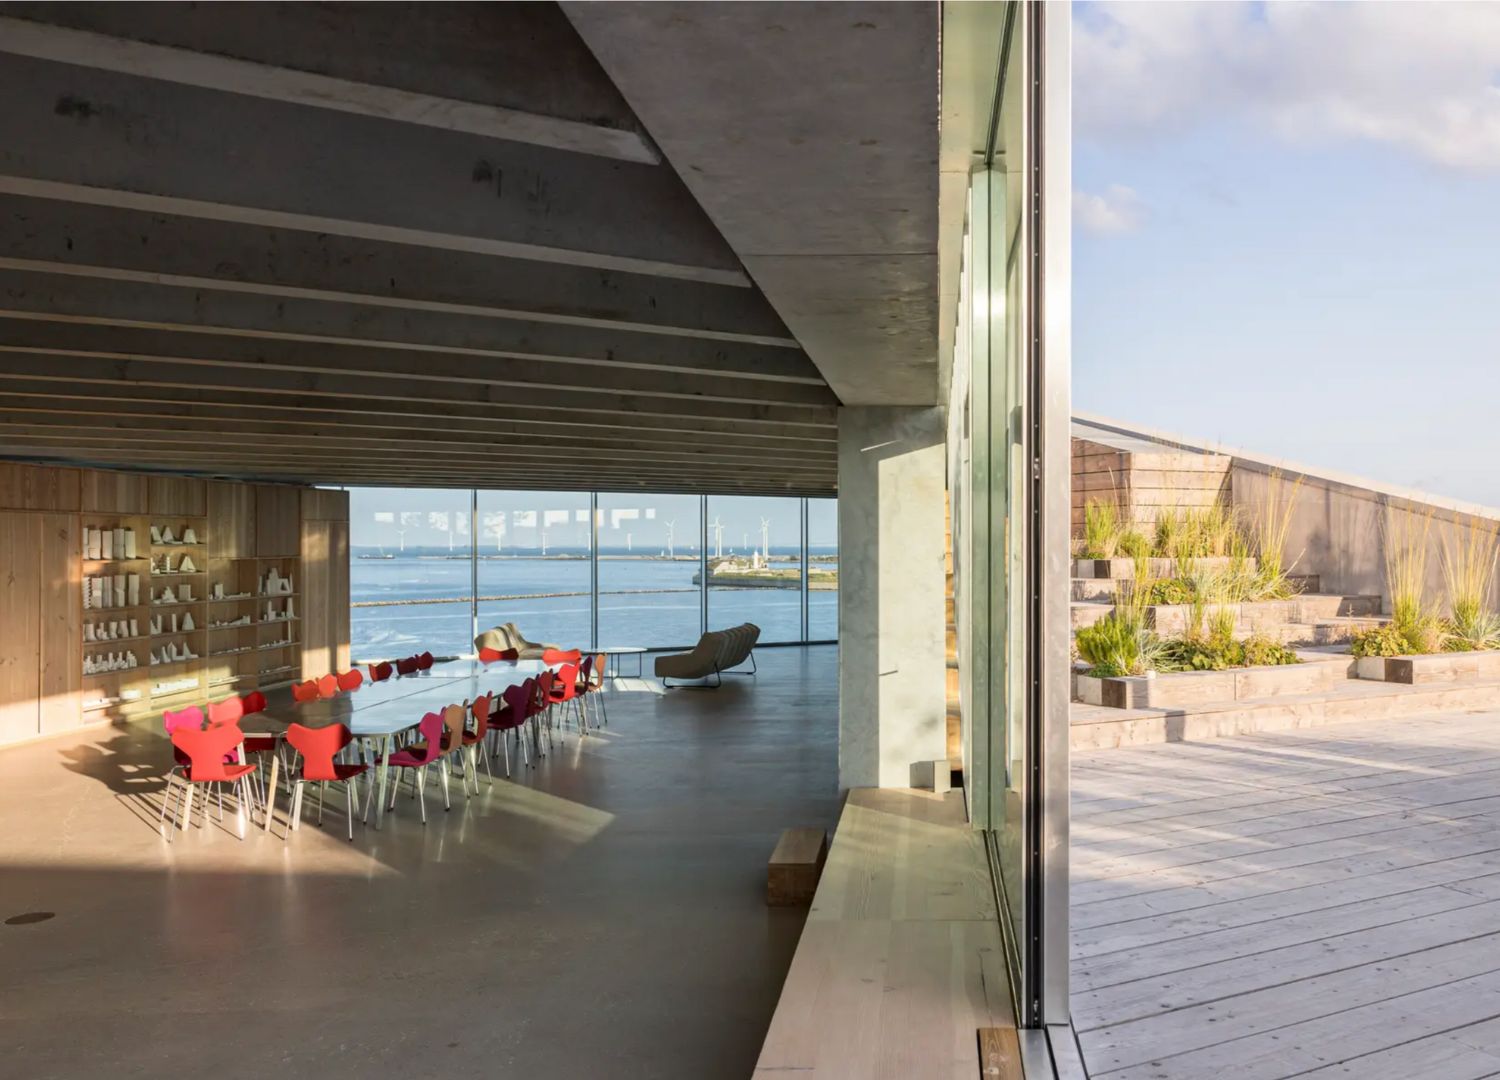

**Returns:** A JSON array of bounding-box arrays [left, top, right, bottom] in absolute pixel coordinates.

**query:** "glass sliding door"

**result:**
[[946, 0, 1070, 1031], [706, 495, 802, 642], [597, 492, 703, 649], [348, 486, 473, 660], [475, 490, 592, 651]]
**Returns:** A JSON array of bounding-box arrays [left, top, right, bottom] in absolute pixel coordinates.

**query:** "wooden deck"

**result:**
[[1072, 705, 1500, 1079]]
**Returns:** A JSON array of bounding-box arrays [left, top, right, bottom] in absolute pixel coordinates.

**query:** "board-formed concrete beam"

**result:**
[[0, 318, 840, 409], [0, 55, 742, 282], [0, 350, 838, 428], [0, 380, 837, 444], [0, 16, 659, 164], [0, 268, 823, 384], [0, 196, 797, 344]]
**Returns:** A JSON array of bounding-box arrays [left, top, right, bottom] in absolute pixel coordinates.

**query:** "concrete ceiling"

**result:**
[[0, 2, 839, 495], [565, 2, 941, 407]]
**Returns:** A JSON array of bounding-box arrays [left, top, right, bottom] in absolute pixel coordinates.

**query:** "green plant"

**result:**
[[1153, 508, 1183, 560], [1082, 499, 1122, 559], [1241, 634, 1301, 667], [1251, 469, 1304, 596], [1117, 529, 1151, 559], [1441, 515, 1499, 647], [1075, 610, 1155, 677], [1385, 508, 1438, 651], [1144, 577, 1196, 605], [1351, 623, 1411, 658]]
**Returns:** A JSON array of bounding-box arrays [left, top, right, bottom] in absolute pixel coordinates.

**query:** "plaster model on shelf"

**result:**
[[83, 651, 140, 675], [152, 676, 198, 696], [259, 568, 295, 596], [209, 614, 253, 629]]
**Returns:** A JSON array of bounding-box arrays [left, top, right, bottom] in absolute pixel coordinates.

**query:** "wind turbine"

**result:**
[[760, 517, 771, 564], [710, 516, 724, 558], [395, 527, 407, 554], [665, 519, 676, 559]]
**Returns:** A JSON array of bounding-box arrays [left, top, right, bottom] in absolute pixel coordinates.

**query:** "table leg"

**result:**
[[262, 751, 280, 833], [375, 734, 392, 828]]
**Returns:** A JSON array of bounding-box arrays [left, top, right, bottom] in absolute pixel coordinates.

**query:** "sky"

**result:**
[[1072, 1, 1500, 506]]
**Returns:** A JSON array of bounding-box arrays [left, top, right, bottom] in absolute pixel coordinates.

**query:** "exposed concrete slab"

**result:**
[[567, 2, 940, 406]]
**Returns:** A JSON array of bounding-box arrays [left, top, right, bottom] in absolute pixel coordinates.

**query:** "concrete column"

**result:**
[[837, 406, 948, 790]]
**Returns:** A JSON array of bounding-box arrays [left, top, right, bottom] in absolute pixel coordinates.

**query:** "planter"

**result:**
[[1354, 649, 1500, 685], [1073, 655, 1350, 709], [1073, 556, 1257, 580]]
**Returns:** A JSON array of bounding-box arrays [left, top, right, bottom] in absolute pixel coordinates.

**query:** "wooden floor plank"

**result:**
[[1074, 705, 1500, 1080]]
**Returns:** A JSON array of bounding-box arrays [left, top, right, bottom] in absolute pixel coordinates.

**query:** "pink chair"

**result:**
[[285, 723, 370, 841], [376, 712, 445, 823], [163, 723, 256, 840], [337, 669, 364, 692]]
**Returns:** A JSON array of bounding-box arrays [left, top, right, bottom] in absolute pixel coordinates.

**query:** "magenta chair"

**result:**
[[374, 712, 445, 823], [490, 679, 533, 776]]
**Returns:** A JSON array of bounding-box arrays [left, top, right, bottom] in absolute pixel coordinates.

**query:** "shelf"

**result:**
[[258, 616, 300, 625], [208, 623, 254, 631], [209, 675, 256, 688], [257, 641, 294, 652], [83, 558, 149, 565], [150, 629, 207, 638], [152, 542, 206, 548], [150, 685, 202, 701], [208, 594, 255, 603], [82, 668, 140, 679], [259, 591, 299, 599], [150, 600, 206, 609], [208, 648, 252, 658], [150, 572, 207, 578], [83, 605, 149, 614], [85, 634, 149, 646], [149, 657, 201, 668], [83, 696, 145, 713]]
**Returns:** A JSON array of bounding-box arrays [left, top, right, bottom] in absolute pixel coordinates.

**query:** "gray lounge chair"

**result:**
[[655, 623, 760, 687], [473, 622, 558, 660]]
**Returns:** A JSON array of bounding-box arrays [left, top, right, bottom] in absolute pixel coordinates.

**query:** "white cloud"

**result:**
[[1076, 1, 1500, 171], [1074, 184, 1146, 234]]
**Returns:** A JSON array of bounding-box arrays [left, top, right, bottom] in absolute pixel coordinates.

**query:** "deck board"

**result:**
[[1073, 706, 1500, 1079]]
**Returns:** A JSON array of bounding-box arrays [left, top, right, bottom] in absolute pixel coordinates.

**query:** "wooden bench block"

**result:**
[[767, 826, 827, 906]]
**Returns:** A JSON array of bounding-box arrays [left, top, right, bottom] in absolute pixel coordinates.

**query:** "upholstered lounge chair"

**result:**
[[473, 622, 559, 661], [655, 623, 760, 687]]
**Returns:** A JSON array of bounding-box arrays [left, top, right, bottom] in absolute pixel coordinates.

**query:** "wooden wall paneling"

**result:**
[[0, 512, 43, 743], [255, 485, 301, 557], [0, 462, 81, 512], [80, 469, 149, 515], [331, 519, 351, 671], [208, 481, 255, 559], [301, 487, 348, 522], [148, 475, 208, 517], [38, 513, 81, 734], [301, 520, 331, 678]]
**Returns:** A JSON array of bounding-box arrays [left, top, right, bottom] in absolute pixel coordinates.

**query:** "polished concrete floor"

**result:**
[[1073, 705, 1500, 1080], [0, 646, 838, 1079]]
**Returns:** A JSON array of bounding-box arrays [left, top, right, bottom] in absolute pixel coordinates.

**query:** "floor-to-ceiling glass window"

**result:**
[[475, 490, 592, 651], [944, 0, 1069, 1032], [348, 487, 472, 659], [596, 492, 703, 649], [807, 498, 838, 641], [706, 495, 802, 643]]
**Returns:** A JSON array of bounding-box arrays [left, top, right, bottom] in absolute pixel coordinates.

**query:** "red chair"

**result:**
[[316, 673, 339, 699], [417, 651, 435, 671], [534, 669, 557, 746], [242, 691, 268, 715], [395, 657, 419, 676], [542, 647, 583, 665], [377, 712, 445, 823], [368, 661, 394, 682], [462, 694, 496, 789], [490, 679, 533, 776], [163, 723, 256, 840], [548, 662, 586, 736], [292, 680, 319, 703], [479, 646, 520, 663], [337, 669, 364, 692], [284, 723, 370, 841]]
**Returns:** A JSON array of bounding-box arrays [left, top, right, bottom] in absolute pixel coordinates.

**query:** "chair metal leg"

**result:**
[[317, 781, 326, 826], [479, 743, 495, 786], [439, 758, 452, 809], [417, 768, 428, 824], [345, 781, 355, 841], [160, 773, 178, 839]]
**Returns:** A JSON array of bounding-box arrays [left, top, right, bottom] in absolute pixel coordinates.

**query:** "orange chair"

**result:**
[[542, 647, 582, 665], [478, 646, 519, 663], [292, 680, 319, 703], [163, 723, 257, 841], [316, 673, 339, 699], [588, 652, 610, 727], [284, 722, 370, 841], [337, 669, 364, 692], [548, 662, 587, 736], [461, 694, 496, 789], [207, 696, 244, 727]]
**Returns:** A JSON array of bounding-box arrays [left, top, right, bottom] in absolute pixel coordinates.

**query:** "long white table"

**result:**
[[249, 659, 557, 831]]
